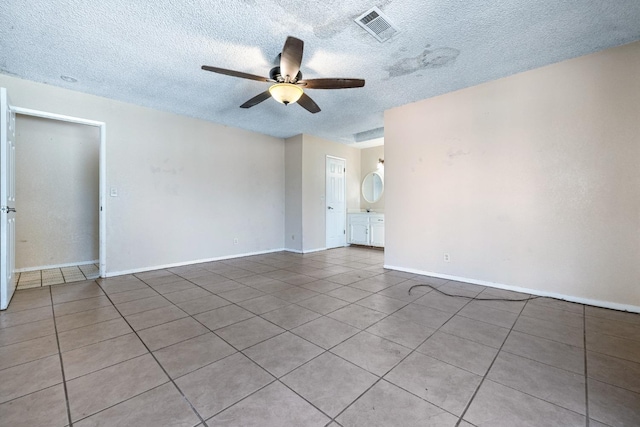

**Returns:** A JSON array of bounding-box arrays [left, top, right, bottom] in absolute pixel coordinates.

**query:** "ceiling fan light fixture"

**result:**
[[269, 83, 303, 105]]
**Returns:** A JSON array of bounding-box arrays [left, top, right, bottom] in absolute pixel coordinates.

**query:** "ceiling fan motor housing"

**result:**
[[269, 66, 302, 83]]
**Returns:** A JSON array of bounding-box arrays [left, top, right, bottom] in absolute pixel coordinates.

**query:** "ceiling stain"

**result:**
[[387, 46, 460, 78]]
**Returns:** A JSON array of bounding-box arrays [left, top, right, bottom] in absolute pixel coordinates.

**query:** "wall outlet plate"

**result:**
[[444, 253, 451, 262]]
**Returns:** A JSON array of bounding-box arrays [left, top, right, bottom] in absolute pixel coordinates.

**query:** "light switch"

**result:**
[[110, 188, 118, 197]]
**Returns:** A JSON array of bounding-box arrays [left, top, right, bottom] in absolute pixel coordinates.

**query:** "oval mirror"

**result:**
[[362, 171, 384, 203]]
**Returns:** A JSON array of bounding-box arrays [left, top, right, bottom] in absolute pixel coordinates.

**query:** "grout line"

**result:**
[[48, 286, 74, 427], [584, 305, 590, 427], [92, 282, 209, 427], [455, 297, 543, 426]]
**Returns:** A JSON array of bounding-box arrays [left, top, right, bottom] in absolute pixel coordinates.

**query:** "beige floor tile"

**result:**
[[214, 316, 284, 350], [332, 331, 410, 376], [589, 379, 640, 427], [587, 350, 640, 393], [337, 380, 458, 427], [175, 352, 273, 419], [366, 314, 435, 349], [67, 354, 168, 422], [328, 304, 387, 329], [114, 295, 171, 316], [326, 286, 372, 303], [260, 304, 321, 330], [0, 384, 68, 427], [0, 334, 59, 371], [0, 354, 62, 404], [163, 288, 213, 304], [502, 331, 585, 374], [457, 301, 519, 328], [107, 288, 158, 304], [193, 305, 255, 331], [439, 314, 510, 349], [417, 331, 498, 375], [586, 331, 640, 364], [0, 318, 55, 347], [74, 382, 200, 427], [291, 316, 359, 349], [154, 333, 236, 379], [58, 317, 132, 352], [297, 294, 350, 315], [244, 332, 324, 378], [137, 317, 208, 351], [0, 306, 53, 329], [175, 294, 231, 315], [125, 304, 188, 331], [393, 304, 453, 329], [488, 351, 586, 414], [385, 352, 481, 416], [207, 381, 329, 427], [218, 287, 266, 303], [355, 294, 408, 314], [281, 352, 377, 417], [237, 295, 291, 315], [54, 296, 112, 317], [55, 306, 121, 333], [513, 314, 584, 347], [62, 333, 148, 380], [464, 380, 585, 426]]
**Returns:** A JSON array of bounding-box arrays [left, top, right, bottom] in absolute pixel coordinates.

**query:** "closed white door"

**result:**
[[1, 88, 17, 310], [326, 156, 346, 248]]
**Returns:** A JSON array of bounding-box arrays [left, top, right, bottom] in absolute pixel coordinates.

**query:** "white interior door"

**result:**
[[1, 88, 17, 310], [326, 156, 346, 248]]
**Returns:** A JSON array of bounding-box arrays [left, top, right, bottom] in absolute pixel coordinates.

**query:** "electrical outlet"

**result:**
[[444, 253, 451, 262], [233, 238, 239, 245]]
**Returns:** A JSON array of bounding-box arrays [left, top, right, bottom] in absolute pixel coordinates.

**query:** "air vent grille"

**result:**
[[355, 7, 399, 43]]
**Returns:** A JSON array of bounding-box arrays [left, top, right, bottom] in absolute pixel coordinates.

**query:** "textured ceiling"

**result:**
[[1, 1, 639, 143]]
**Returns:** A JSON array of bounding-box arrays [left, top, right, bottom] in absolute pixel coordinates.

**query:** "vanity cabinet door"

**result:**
[[370, 218, 385, 247], [349, 221, 369, 245]]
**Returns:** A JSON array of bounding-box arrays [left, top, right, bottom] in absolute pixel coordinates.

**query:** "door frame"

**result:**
[[325, 155, 347, 249], [11, 106, 107, 278]]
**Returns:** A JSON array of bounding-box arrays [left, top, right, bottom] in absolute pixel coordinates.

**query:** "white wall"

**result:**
[[284, 135, 303, 252], [360, 145, 385, 212], [0, 74, 285, 275], [301, 134, 360, 252], [385, 41, 640, 310], [15, 116, 100, 269]]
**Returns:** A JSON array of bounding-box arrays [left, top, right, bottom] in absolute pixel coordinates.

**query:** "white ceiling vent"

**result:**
[[355, 7, 399, 43]]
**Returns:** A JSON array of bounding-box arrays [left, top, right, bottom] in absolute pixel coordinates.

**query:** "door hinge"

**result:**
[[1, 206, 16, 213], [343, 229, 346, 234]]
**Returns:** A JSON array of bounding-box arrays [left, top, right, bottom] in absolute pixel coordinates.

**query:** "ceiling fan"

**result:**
[[202, 36, 365, 114]]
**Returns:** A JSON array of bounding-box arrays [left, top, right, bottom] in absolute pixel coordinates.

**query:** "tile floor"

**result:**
[[0, 247, 639, 426], [16, 264, 100, 289]]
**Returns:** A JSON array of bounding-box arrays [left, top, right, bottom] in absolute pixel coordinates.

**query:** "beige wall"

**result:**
[[284, 135, 303, 252], [1, 74, 285, 275], [360, 145, 385, 212], [385, 41, 640, 310], [300, 134, 361, 252], [16, 116, 100, 269]]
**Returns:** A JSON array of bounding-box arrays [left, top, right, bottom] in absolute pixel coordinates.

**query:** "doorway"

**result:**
[[1, 87, 107, 309], [15, 115, 101, 288], [325, 155, 346, 248]]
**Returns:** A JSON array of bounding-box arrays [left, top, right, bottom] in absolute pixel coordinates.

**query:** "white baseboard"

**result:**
[[105, 249, 287, 278], [16, 260, 99, 273], [284, 247, 327, 254], [384, 264, 640, 314]]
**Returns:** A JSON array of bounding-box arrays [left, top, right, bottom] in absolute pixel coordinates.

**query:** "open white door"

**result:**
[[1, 88, 17, 310], [326, 156, 346, 249]]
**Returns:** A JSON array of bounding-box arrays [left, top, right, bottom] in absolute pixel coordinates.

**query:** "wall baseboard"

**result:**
[[16, 260, 99, 273], [284, 247, 327, 254], [384, 264, 640, 314], [105, 249, 287, 278]]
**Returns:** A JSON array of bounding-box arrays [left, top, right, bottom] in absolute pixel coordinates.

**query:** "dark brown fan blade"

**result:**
[[297, 78, 365, 89], [280, 37, 304, 82], [297, 93, 320, 114], [202, 66, 271, 83], [240, 91, 272, 108]]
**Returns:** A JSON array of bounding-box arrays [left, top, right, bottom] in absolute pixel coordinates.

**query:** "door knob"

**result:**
[[327, 206, 334, 210]]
